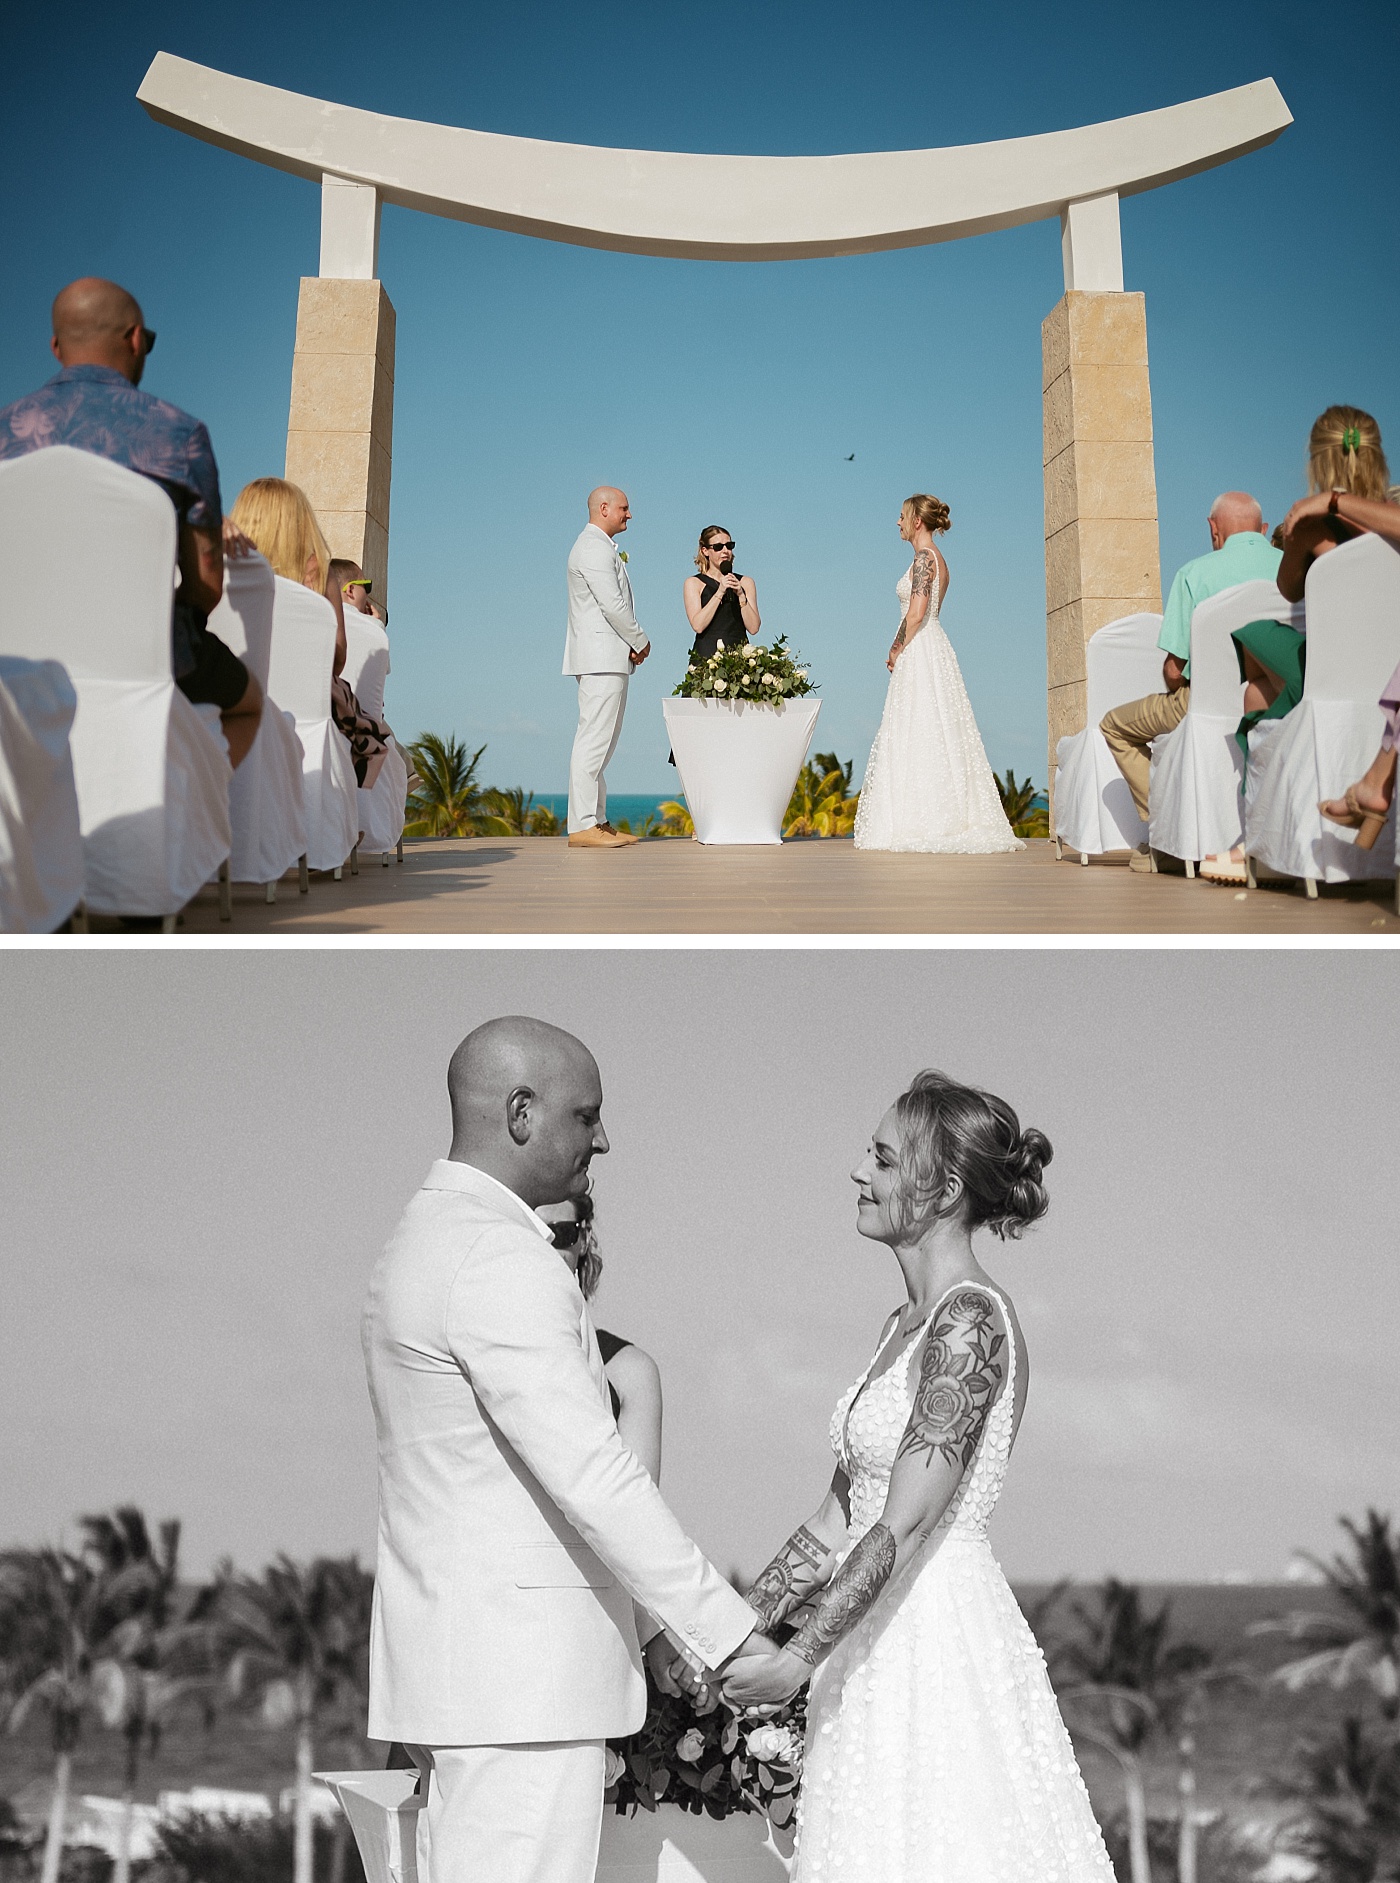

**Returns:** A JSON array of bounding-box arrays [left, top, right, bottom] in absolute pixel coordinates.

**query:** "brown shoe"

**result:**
[[599, 823, 640, 844], [568, 826, 630, 849]]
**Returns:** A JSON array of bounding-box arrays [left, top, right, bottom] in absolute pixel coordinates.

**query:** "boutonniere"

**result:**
[[617, 550, 629, 564]]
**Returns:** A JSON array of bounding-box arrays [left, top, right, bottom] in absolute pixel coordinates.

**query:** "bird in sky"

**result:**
[[843, 453, 855, 461]]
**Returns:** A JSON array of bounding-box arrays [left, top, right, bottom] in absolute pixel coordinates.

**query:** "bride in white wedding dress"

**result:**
[[854, 495, 1023, 853], [722, 1071, 1116, 1883]]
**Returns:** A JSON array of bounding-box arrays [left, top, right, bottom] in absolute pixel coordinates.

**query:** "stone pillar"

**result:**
[[1042, 290, 1161, 822], [284, 276, 396, 598]]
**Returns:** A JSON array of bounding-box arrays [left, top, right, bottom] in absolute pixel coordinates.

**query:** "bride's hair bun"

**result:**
[[892, 1072, 1052, 1241], [902, 493, 951, 535]]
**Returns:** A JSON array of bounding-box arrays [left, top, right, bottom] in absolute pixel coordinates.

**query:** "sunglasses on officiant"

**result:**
[[550, 1220, 586, 1249], [709, 541, 736, 553]]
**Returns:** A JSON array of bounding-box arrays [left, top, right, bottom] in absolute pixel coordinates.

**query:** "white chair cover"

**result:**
[[1148, 578, 1303, 863], [342, 615, 406, 857], [664, 697, 821, 843], [0, 657, 83, 933], [1052, 612, 1164, 856], [0, 447, 231, 917], [1244, 531, 1400, 884], [207, 553, 308, 889], [313, 1772, 423, 1883], [267, 577, 358, 873]]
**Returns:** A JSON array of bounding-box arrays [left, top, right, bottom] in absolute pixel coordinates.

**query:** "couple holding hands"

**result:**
[[362, 1017, 1116, 1883]]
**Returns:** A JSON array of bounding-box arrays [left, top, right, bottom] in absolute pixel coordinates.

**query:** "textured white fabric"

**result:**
[[664, 697, 821, 844], [797, 1287, 1115, 1883], [1053, 612, 1164, 855], [1148, 578, 1303, 863], [344, 614, 391, 718], [266, 577, 358, 872], [207, 554, 307, 887], [569, 672, 629, 831], [0, 657, 83, 933], [340, 614, 406, 856], [0, 447, 230, 917], [363, 1159, 757, 1746], [410, 1741, 605, 1883], [1245, 532, 1400, 883], [855, 565, 1022, 853], [563, 524, 648, 675]]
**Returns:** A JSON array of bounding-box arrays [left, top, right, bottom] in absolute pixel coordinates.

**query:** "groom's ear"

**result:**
[[505, 1084, 535, 1146]]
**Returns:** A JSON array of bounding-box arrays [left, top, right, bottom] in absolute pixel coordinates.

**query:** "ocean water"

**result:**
[[532, 793, 678, 827]]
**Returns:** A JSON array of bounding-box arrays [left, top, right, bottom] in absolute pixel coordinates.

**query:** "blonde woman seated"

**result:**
[[228, 479, 390, 788], [683, 526, 759, 671]]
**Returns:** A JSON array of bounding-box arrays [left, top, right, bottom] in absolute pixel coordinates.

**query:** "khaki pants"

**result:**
[[1099, 686, 1190, 824]]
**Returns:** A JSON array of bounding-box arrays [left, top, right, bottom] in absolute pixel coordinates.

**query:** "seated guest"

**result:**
[[228, 480, 389, 788], [1099, 492, 1278, 874], [334, 559, 382, 624], [0, 277, 263, 766]]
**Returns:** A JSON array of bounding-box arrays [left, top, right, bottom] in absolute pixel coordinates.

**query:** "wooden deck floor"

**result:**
[[162, 838, 1400, 937]]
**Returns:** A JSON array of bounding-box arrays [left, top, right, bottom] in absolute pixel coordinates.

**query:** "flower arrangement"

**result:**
[[606, 1675, 806, 1830], [673, 634, 814, 708]]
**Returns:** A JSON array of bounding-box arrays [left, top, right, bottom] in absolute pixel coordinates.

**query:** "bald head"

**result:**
[[587, 487, 631, 538], [1208, 491, 1265, 545], [448, 1016, 608, 1207], [51, 279, 148, 383]]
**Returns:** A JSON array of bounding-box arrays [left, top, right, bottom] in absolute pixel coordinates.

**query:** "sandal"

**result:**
[[1318, 787, 1389, 851]]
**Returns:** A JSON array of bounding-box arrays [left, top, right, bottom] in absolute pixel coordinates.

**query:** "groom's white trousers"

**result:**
[[408, 1741, 606, 1883], [568, 673, 629, 833]]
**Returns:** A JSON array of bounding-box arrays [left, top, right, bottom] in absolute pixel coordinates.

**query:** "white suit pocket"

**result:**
[[513, 1542, 615, 1590]]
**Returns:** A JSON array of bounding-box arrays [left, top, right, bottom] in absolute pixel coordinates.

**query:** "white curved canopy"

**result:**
[[138, 54, 1290, 264]]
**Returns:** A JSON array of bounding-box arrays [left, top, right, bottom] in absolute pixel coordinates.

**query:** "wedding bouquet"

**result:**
[[673, 634, 814, 708], [605, 1678, 806, 1828]]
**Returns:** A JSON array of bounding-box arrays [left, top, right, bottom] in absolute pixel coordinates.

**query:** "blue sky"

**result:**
[[5, 0, 1397, 793]]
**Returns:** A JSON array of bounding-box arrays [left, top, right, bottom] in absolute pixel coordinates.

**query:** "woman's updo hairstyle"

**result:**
[[695, 525, 732, 571], [902, 494, 951, 535], [892, 1070, 1051, 1241], [1307, 406, 1391, 503]]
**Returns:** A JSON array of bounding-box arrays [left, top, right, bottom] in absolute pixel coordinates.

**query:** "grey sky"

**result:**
[[1, 950, 1394, 1586]]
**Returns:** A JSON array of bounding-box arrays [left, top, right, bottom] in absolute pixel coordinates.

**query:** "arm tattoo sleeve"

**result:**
[[746, 1524, 830, 1629], [895, 1290, 1005, 1474], [786, 1523, 896, 1666], [892, 619, 908, 649], [910, 550, 936, 601]]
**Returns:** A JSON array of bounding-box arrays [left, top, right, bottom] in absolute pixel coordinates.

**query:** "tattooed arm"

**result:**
[[745, 1470, 850, 1631], [722, 1289, 1007, 1705], [887, 549, 943, 668]]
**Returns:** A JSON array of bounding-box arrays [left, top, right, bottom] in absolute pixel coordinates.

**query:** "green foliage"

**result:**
[[1254, 1510, 1400, 1720], [402, 735, 488, 837], [1270, 1716, 1400, 1883], [656, 801, 695, 837], [784, 752, 860, 838], [615, 814, 662, 838], [477, 787, 561, 837], [145, 1813, 365, 1883], [674, 635, 814, 707], [994, 768, 1050, 838]]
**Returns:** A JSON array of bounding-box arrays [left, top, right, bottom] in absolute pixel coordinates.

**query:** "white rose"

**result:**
[[745, 1725, 800, 1766], [603, 1748, 627, 1787], [716, 639, 726, 651], [675, 1728, 707, 1764], [714, 679, 727, 693]]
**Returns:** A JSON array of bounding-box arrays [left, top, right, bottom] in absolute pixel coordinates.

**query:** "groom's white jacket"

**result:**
[[563, 523, 648, 674], [363, 1159, 757, 1745]]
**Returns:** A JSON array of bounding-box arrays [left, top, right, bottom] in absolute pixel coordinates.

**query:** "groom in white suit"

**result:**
[[564, 487, 650, 848], [363, 1017, 772, 1883]]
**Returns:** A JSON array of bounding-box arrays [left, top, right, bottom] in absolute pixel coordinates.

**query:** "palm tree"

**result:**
[[994, 768, 1050, 838], [80, 1509, 221, 1883], [0, 1547, 108, 1883], [784, 752, 860, 837], [1270, 1714, 1400, 1883], [403, 734, 488, 836], [220, 1555, 374, 1883], [477, 786, 561, 836], [1252, 1510, 1400, 1721], [1055, 1578, 1213, 1883], [657, 800, 694, 837]]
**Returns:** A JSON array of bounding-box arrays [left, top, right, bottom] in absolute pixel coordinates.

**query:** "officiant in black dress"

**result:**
[[683, 525, 761, 665]]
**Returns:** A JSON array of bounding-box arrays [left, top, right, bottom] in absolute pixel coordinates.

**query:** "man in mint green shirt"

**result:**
[[1100, 492, 1280, 856]]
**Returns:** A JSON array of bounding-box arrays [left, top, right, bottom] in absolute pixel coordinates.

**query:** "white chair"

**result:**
[[1244, 532, 1400, 895], [0, 447, 231, 926], [267, 577, 359, 877], [0, 657, 83, 933], [1147, 578, 1304, 873], [342, 614, 407, 865], [208, 553, 309, 902], [1053, 612, 1164, 862]]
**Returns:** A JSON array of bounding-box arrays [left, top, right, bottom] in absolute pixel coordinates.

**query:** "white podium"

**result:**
[[663, 698, 821, 845], [597, 1805, 793, 1881], [314, 1771, 424, 1883]]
